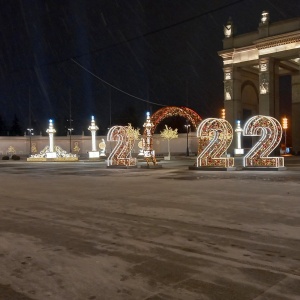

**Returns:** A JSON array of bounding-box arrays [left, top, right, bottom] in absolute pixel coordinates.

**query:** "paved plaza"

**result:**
[[0, 156, 300, 300]]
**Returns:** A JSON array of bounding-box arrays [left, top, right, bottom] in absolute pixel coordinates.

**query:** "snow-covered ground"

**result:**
[[0, 158, 299, 299]]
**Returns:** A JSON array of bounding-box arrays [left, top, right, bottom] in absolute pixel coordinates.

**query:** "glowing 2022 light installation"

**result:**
[[107, 125, 137, 167], [243, 115, 284, 168], [143, 112, 157, 165], [88, 116, 100, 158], [196, 118, 234, 168]]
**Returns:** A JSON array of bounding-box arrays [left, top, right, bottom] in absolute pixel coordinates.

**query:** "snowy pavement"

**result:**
[[0, 157, 299, 300]]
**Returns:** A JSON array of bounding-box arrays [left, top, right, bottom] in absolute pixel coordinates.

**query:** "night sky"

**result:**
[[0, 0, 299, 135]]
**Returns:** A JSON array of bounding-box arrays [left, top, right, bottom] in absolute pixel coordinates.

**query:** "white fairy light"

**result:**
[[243, 115, 284, 167], [196, 118, 234, 168]]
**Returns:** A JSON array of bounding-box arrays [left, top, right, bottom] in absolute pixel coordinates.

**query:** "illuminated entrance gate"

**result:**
[[219, 12, 300, 154], [149, 106, 202, 134]]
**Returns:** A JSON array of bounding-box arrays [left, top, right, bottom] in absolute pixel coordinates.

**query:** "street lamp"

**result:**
[[27, 128, 33, 156], [184, 123, 191, 156], [282, 117, 288, 147], [67, 127, 73, 153]]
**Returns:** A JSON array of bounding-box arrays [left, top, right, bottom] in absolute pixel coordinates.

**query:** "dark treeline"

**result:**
[[0, 108, 190, 136], [0, 114, 24, 136]]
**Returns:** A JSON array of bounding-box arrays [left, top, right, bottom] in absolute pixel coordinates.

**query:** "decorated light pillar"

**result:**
[[88, 116, 100, 158], [143, 112, 156, 165], [46, 119, 57, 158], [234, 120, 244, 156]]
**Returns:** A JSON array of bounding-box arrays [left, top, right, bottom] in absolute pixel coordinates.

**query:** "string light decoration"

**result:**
[[221, 108, 226, 119], [137, 139, 145, 156], [147, 106, 202, 135], [7, 146, 16, 156], [126, 123, 140, 142], [282, 117, 288, 147], [28, 145, 77, 160], [282, 117, 288, 130], [243, 115, 284, 168], [126, 123, 140, 160], [143, 112, 157, 165], [99, 139, 107, 157], [146, 106, 202, 158], [160, 125, 178, 160], [196, 118, 234, 168], [73, 142, 80, 153], [107, 125, 137, 167], [31, 142, 37, 154]]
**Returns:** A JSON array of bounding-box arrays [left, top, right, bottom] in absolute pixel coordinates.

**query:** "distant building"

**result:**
[[219, 11, 300, 154]]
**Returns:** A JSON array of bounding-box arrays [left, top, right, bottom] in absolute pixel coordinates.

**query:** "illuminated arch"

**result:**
[[149, 106, 202, 134]]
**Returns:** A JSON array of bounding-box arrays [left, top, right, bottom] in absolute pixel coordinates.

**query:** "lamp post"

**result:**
[[67, 127, 73, 153], [184, 123, 190, 156], [27, 128, 33, 156], [68, 89, 73, 153], [282, 117, 288, 147]]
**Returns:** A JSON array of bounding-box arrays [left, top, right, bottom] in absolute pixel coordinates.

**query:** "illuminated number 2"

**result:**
[[243, 115, 284, 167], [197, 118, 234, 168], [107, 126, 136, 166]]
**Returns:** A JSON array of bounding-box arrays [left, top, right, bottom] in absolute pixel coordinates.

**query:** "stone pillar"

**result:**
[[258, 57, 279, 118], [234, 120, 244, 156], [223, 66, 242, 154], [88, 116, 100, 158], [292, 73, 300, 154], [46, 119, 57, 158]]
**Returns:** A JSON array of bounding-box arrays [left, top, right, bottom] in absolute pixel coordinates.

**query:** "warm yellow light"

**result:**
[[196, 118, 234, 168], [221, 109, 226, 119], [243, 115, 284, 168], [282, 117, 288, 130]]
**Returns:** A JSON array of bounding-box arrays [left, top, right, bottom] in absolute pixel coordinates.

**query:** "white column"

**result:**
[[91, 131, 96, 151], [223, 66, 242, 154], [234, 120, 244, 155], [88, 116, 100, 158], [46, 119, 57, 158]]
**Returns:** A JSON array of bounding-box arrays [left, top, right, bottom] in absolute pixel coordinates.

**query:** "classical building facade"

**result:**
[[219, 12, 300, 154]]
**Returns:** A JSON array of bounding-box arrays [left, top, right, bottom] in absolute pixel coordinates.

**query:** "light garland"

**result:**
[[143, 112, 157, 165], [243, 115, 284, 167], [148, 106, 202, 135], [196, 118, 234, 167], [107, 125, 137, 166], [29, 145, 77, 159]]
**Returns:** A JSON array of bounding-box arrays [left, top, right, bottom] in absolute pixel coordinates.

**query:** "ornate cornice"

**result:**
[[255, 32, 300, 50]]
